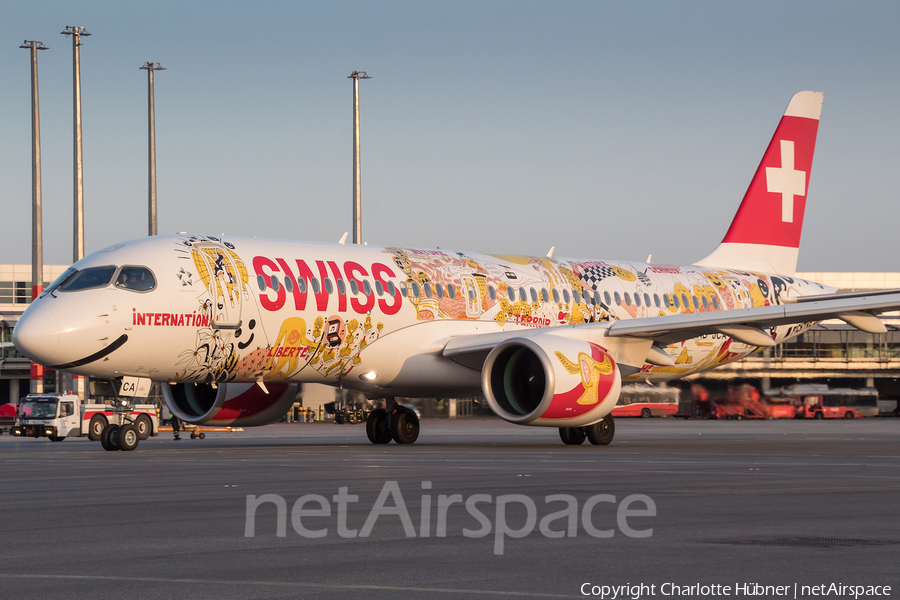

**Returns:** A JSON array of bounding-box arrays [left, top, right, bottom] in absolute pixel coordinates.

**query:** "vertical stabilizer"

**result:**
[[694, 91, 823, 275]]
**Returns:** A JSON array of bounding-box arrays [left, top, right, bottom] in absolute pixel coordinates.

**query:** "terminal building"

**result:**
[[2, 265, 899, 408]]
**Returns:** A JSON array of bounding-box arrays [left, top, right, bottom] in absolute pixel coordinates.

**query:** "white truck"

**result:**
[[10, 394, 159, 451]]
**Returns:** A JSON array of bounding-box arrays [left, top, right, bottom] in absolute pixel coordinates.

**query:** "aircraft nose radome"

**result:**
[[13, 306, 60, 365]]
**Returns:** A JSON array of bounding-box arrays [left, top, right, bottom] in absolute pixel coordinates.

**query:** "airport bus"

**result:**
[[611, 385, 680, 418], [781, 385, 879, 419]]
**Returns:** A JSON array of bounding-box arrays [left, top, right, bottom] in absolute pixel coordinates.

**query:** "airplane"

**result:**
[[12, 91, 900, 448]]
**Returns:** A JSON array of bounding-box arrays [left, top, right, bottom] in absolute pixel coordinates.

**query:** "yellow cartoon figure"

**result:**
[[555, 350, 614, 405]]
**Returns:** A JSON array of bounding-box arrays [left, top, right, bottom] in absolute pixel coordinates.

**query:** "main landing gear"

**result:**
[[366, 398, 420, 445], [558, 414, 615, 446]]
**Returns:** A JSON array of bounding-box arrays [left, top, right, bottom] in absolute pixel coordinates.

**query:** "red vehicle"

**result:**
[[789, 386, 878, 419], [713, 385, 799, 420], [612, 385, 679, 418]]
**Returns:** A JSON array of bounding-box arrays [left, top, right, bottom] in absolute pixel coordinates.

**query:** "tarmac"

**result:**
[[1, 417, 898, 599]]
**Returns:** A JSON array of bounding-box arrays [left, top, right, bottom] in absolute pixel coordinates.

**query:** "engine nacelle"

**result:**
[[162, 382, 298, 426], [482, 335, 621, 427]]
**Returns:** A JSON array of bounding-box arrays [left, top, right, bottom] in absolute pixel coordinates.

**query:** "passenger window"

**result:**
[[530, 288, 538, 303], [387, 281, 396, 296], [350, 280, 359, 295], [644, 293, 651, 307], [552, 289, 560, 303], [604, 291, 611, 305], [467, 284, 476, 301], [712, 296, 720, 310], [284, 276, 294, 293], [362, 280, 371, 296], [61, 266, 117, 291], [702, 296, 709, 310], [540, 288, 549, 302], [337, 279, 346, 295], [311, 278, 321, 294], [634, 293, 641, 307], [412, 282, 421, 298], [682, 294, 690, 310], [436, 283, 444, 299], [375, 281, 384, 296], [614, 292, 621, 305], [489, 286, 497, 301], [518, 288, 527, 302], [324, 279, 334, 295], [563, 289, 570, 303], [257, 275, 267, 292], [654, 294, 660, 307], [270, 276, 280, 292], [593, 291, 601, 305], [298, 278, 307, 293], [625, 293, 632, 306], [447, 284, 457, 299]]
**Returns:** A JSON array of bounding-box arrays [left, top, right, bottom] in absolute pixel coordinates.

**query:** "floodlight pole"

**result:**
[[62, 26, 91, 262], [20, 40, 48, 394], [348, 71, 371, 245], [140, 62, 166, 236]]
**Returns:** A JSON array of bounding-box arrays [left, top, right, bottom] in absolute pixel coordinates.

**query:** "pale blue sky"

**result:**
[[1, 1, 898, 271]]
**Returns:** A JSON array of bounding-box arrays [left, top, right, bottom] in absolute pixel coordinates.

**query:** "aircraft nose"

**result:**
[[13, 304, 60, 365]]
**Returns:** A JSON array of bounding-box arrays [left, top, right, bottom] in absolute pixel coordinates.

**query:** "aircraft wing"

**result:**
[[442, 290, 900, 367], [604, 291, 900, 347]]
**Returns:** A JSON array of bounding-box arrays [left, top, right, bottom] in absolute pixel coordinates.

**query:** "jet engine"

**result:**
[[481, 335, 621, 427], [162, 382, 299, 426]]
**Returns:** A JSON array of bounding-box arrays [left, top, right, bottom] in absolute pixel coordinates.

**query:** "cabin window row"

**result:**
[[257, 275, 721, 312]]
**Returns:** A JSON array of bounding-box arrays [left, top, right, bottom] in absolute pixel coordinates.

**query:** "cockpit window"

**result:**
[[42, 267, 78, 296], [59, 266, 117, 292], [114, 267, 156, 292]]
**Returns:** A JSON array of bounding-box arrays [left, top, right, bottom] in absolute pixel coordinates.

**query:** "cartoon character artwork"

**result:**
[[171, 236, 268, 383]]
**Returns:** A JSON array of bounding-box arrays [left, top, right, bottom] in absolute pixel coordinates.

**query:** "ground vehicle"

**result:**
[[0, 403, 15, 434], [10, 394, 159, 444], [788, 385, 878, 419], [611, 385, 679, 418]]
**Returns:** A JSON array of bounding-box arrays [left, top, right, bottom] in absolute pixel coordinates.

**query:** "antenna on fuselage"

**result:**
[[338, 232, 348, 245]]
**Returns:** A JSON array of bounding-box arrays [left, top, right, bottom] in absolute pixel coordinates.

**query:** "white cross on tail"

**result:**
[[765, 140, 806, 223]]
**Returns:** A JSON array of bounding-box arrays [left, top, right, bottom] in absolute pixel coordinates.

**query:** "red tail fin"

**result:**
[[695, 91, 823, 275]]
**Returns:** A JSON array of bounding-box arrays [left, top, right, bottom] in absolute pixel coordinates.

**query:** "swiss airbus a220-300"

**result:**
[[13, 91, 900, 448]]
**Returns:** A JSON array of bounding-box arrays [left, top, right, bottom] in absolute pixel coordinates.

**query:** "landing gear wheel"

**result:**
[[135, 415, 152, 440], [48, 435, 66, 442], [391, 407, 420, 444], [586, 415, 615, 446], [100, 424, 120, 451], [640, 408, 651, 418], [117, 424, 139, 451], [366, 408, 393, 444], [88, 415, 108, 441], [559, 427, 587, 445]]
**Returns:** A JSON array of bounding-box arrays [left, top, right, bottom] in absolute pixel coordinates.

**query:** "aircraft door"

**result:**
[[193, 242, 244, 329]]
